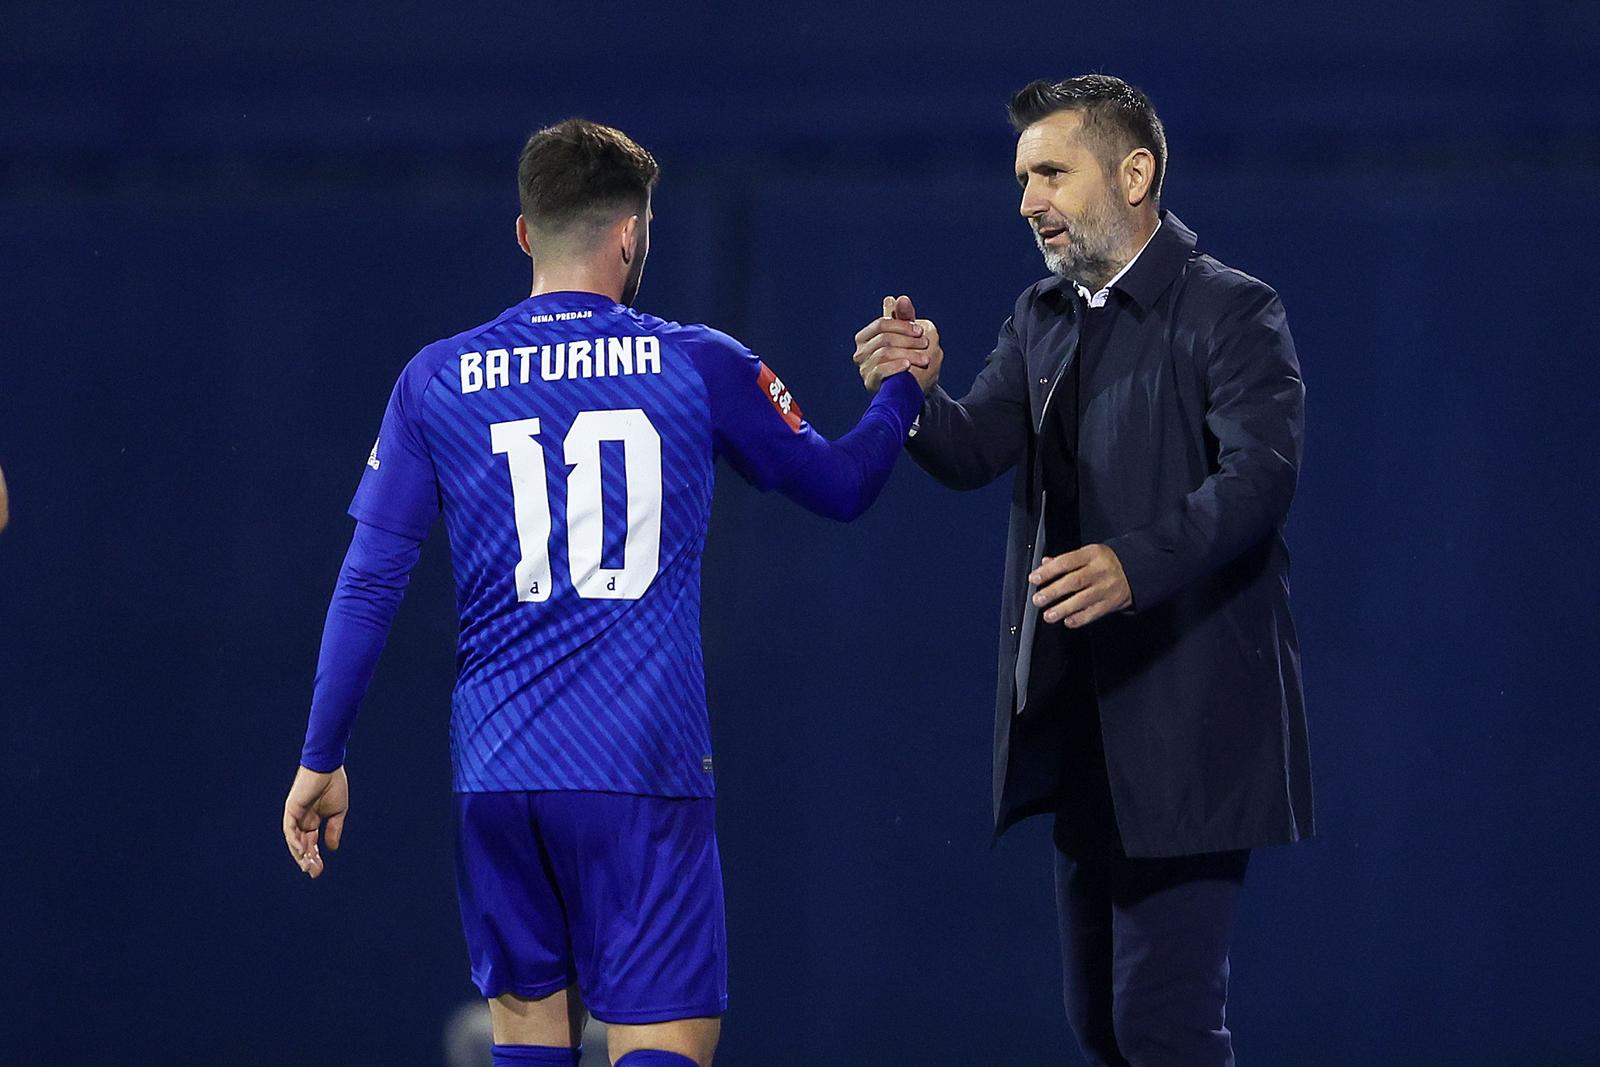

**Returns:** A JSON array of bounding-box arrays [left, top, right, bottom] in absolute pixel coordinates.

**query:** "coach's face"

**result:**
[[1015, 110, 1134, 289]]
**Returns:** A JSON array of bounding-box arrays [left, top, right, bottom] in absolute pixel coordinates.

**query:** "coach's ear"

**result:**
[[515, 215, 533, 258], [1121, 148, 1157, 208]]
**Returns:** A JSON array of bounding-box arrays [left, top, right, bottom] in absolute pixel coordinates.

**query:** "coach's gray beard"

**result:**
[[1035, 196, 1135, 293]]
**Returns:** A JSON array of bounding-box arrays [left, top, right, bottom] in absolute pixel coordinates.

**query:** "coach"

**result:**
[[854, 75, 1313, 1065]]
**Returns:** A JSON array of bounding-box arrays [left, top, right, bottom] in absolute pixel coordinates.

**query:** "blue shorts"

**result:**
[[453, 790, 728, 1024]]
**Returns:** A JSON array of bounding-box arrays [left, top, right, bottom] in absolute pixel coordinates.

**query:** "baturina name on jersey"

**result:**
[[460, 336, 663, 393]]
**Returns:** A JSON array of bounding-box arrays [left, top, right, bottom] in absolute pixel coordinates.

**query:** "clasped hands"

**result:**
[[851, 294, 1133, 629], [853, 294, 943, 392]]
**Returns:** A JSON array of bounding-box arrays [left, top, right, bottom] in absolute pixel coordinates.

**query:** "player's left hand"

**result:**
[[282, 764, 349, 879], [1028, 544, 1133, 628]]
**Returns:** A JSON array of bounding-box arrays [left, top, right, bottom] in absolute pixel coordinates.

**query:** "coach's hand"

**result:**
[[282, 764, 349, 879], [1029, 545, 1133, 628], [853, 294, 942, 393]]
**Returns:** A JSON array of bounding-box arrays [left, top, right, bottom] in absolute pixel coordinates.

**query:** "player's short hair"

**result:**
[[517, 118, 659, 241], [1008, 74, 1167, 201]]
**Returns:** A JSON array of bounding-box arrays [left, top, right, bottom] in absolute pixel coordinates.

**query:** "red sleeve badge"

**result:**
[[755, 362, 805, 432]]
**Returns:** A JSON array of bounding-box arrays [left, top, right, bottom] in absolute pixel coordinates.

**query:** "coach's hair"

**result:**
[[517, 118, 659, 242], [1008, 74, 1167, 201]]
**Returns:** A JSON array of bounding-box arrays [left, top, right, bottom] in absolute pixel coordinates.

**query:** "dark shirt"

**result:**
[[1033, 304, 1091, 710], [1036, 303, 1120, 855]]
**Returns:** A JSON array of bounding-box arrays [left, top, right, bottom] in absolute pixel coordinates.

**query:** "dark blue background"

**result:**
[[3, 2, 1597, 1063]]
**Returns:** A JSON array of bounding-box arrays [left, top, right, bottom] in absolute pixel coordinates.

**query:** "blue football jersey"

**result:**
[[349, 290, 821, 797]]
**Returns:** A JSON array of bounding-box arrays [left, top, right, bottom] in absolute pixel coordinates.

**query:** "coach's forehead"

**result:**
[[1015, 110, 1092, 170]]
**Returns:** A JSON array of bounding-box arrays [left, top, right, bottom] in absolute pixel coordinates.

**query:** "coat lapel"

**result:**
[[1026, 281, 1084, 433]]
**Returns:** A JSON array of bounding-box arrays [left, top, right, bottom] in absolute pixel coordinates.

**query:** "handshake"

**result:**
[[849, 292, 1134, 628], [852, 294, 944, 394]]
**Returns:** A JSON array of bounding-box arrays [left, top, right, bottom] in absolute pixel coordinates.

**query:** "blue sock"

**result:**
[[491, 1044, 582, 1066], [614, 1051, 700, 1067]]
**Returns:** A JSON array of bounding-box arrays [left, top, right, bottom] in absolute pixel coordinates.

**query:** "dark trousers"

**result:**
[[1045, 656, 1248, 1066], [1054, 843, 1249, 1067]]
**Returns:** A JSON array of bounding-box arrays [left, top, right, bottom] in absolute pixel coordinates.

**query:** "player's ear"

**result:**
[[620, 214, 641, 264], [1122, 148, 1156, 207], [515, 215, 533, 258]]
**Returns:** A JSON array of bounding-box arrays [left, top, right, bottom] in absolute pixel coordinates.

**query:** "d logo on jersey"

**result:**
[[756, 363, 805, 432]]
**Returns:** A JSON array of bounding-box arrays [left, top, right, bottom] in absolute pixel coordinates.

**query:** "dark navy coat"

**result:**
[[907, 212, 1314, 856]]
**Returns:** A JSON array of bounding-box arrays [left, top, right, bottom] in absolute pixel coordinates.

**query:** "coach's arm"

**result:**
[[1104, 280, 1304, 612], [854, 295, 1029, 491]]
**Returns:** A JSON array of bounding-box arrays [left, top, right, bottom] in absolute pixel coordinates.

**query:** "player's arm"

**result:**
[[285, 355, 441, 879], [690, 329, 927, 522], [767, 371, 926, 521], [285, 520, 424, 877]]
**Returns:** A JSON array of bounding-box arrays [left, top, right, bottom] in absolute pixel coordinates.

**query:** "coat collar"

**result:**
[[1114, 209, 1197, 311]]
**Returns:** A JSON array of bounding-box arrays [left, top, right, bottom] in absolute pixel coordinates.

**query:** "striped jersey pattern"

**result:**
[[349, 290, 809, 797]]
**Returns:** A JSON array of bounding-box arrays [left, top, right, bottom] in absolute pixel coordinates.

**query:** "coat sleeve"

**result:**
[[904, 311, 1032, 491], [1105, 280, 1305, 612]]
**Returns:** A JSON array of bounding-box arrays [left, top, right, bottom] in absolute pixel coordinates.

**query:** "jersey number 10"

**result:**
[[490, 410, 662, 604]]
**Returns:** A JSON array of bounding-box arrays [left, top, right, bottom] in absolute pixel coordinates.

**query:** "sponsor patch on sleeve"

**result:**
[[756, 363, 805, 432]]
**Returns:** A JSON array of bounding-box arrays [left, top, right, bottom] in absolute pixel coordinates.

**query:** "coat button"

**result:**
[[1038, 377, 1048, 384]]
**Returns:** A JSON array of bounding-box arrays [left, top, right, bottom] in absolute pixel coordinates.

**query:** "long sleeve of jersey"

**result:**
[[770, 373, 923, 520], [298, 520, 424, 771], [688, 329, 923, 520]]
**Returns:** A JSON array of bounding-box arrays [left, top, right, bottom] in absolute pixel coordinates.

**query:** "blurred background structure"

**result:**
[[2, 2, 1598, 1063]]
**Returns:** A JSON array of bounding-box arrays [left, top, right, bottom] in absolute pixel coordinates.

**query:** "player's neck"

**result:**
[[530, 264, 624, 304]]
